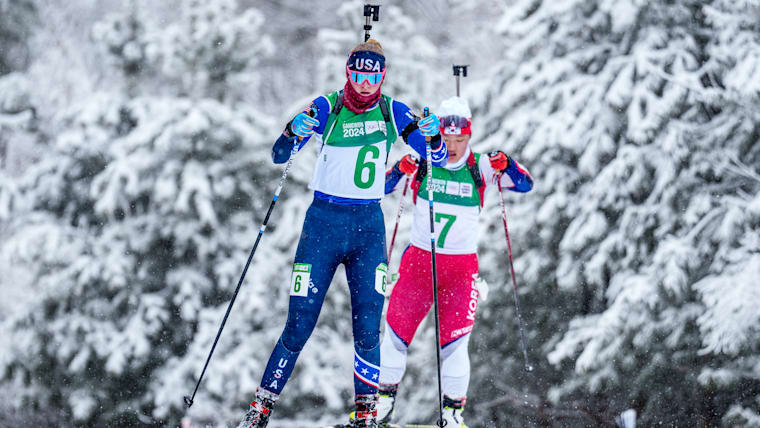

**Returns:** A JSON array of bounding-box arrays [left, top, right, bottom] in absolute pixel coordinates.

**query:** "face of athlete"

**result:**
[[442, 134, 471, 163]]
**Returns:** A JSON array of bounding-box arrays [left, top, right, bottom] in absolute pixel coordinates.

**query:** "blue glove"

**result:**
[[417, 114, 440, 137], [290, 111, 320, 139]]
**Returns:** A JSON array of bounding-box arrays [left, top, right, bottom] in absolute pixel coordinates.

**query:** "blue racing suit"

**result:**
[[259, 90, 447, 396]]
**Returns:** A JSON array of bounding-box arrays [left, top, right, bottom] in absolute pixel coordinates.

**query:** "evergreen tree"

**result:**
[[161, 0, 274, 102], [0, 0, 286, 425], [469, 0, 760, 426], [90, 0, 154, 97]]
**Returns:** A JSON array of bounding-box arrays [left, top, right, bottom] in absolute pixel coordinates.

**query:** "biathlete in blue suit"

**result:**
[[237, 39, 448, 428]]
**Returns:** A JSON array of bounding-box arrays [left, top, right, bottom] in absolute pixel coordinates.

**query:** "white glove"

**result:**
[[472, 273, 489, 302]]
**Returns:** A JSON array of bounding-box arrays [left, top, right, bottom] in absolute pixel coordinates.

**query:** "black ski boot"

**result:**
[[349, 394, 378, 428], [441, 395, 468, 428], [236, 387, 279, 428]]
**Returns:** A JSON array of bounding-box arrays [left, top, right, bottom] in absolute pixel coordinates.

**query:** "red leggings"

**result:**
[[386, 245, 479, 347]]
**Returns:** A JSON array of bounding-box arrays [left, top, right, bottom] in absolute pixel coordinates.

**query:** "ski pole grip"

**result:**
[[183, 396, 193, 407], [452, 64, 469, 77], [422, 107, 430, 141], [364, 4, 380, 20]]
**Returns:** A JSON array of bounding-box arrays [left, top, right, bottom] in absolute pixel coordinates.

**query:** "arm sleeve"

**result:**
[[481, 155, 534, 193], [384, 162, 416, 194], [391, 100, 448, 167], [503, 158, 534, 193], [271, 96, 331, 164]]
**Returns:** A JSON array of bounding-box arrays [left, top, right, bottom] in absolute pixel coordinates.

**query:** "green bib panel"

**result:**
[[322, 93, 398, 153], [417, 153, 482, 207]]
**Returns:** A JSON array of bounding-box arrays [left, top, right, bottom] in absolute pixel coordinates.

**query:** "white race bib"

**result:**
[[375, 263, 388, 296], [290, 263, 311, 297]]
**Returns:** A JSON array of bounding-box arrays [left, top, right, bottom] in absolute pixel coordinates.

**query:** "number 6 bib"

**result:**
[[308, 93, 398, 200]]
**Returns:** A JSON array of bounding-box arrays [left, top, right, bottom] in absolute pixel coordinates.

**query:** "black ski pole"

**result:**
[[184, 144, 301, 408], [422, 107, 446, 428], [452, 65, 468, 97], [496, 178, 533, 373], [363, 4, 380, 41]]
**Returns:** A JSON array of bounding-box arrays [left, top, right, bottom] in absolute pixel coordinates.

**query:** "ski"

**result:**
[[317, 424, 435, 428]]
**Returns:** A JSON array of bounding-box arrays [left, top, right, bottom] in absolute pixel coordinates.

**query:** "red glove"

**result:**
[[488, 150, 511, 172], [395, 154, 419, 175]]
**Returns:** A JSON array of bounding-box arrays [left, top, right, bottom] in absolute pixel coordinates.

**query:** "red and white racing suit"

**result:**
[[380, 146, 533, 398]]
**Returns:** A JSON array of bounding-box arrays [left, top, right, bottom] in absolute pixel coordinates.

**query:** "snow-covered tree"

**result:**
[[468, 0, 760, 426], [0, 86, 286, 428], [161, 0, 274, 102], [0, 0, 293, 425], [90, 0, 155, 97]]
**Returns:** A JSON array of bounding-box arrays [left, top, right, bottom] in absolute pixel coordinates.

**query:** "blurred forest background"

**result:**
[[1, 0, 759, 427]]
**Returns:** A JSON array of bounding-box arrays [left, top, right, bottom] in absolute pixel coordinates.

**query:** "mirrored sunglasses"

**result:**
[[440, 115, 470, 129], [348, 69, 384, 85]]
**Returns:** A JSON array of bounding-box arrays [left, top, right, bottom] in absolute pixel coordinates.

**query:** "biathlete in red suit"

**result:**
[[377, 96, 534, 428]]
